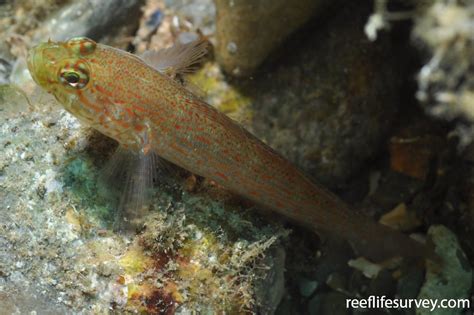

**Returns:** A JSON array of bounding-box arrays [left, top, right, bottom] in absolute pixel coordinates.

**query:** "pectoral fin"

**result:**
[[98, 145, 174, 231]]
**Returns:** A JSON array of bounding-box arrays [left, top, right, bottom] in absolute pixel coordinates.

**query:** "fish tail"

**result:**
[[297, 187, 437, 263], [339, 210, 439, 264]]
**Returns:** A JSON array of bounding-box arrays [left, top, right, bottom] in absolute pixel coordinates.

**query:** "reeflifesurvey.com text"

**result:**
[[346, 295, 471, 312]]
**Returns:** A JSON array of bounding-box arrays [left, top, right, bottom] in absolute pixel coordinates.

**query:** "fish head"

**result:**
[[27, 37, 98, 114]]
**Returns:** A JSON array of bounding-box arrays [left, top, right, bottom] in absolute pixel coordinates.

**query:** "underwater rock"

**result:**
[[311, 237, 353, 285], [417, 225, 472, 315], [348, 257, 383, 279], [165, 0, 215, 36], [133, 0, 171, 53], [397, 266, 424, 300], [214, 0, 329, 77], [366, 269, 397, 298], [388, 122, 445, 181], [362, 170, 424, 218], [0, 48, 13, 85], [255, 246, 286, 314], [249, 2, 403, 188], [134, 0, 216, 54], [0, 283, 69, 315], [308, 291, 349, 315], [379, 203, 422, 232], [33, 0, 144, 43], [326, 272, 347, 293], [297, 276, 318, 298], [307, 294, 322, 315]]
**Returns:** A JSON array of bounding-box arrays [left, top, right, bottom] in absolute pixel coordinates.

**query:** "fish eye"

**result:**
[[59, 68, 89, 89], [64, 72, 80, 84]]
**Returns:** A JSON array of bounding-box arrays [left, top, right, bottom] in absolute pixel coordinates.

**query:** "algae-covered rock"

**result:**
[[255, 246, 286, 314], [417, 225, 472, 315], [187, 62, 254, 124], [0, 93, 288, 313], [214, 0, 329, 77]]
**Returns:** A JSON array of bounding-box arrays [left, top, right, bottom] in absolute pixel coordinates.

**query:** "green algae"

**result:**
[[62, 155, 115, 225], [64, 157, 96, 195]]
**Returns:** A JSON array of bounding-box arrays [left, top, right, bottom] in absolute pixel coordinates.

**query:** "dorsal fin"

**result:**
[[141, 39, 208, 78]]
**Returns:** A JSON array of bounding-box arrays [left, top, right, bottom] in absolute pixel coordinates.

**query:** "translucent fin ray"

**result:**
[[98, 146, 170, 230], [141, 39, 208, 77]]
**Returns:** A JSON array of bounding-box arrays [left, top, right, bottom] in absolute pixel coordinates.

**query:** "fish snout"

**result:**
[[27, 43, 60, 90]]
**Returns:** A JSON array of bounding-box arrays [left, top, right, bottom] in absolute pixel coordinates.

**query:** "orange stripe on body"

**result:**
[[77, 91, 102, 112], [94, 84, 114, 98], [170, 142, 187, 155], [132, 105, 148, 113], [195, 135, 211, 145], [215, 172, 228, 181]]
